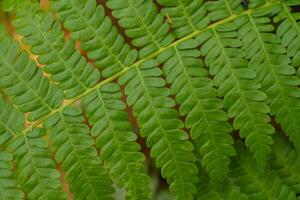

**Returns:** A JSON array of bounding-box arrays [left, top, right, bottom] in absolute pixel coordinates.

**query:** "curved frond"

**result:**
[[229, 144, 296, 200], [119, 60, 198, 200], [271, 134, 300, 193], [157, 39, 235, 183], [0, 151, 24, 200], [197, 20, 274, 173], [0, 26, 64, 121], [83, 83, 151, 200], [239, 5, 300, 152], [106, 0, 174, 58], [7, 128, 66, 200], [11, 2, 100, 99], [50, 0, 137, 77], [44, 107, 115, 200]]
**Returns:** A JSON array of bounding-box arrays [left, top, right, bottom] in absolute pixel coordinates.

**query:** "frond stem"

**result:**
[[16, 0, 281, 139]]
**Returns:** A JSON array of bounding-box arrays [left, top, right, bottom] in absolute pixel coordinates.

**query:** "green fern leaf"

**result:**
[[157, 39, 236, 183], [83, 83, 151, 199], [11, 2, 100, 99], [44, 107, 115, 200], [0, 26, 64, 121], [50, 0, 137, 77], [8, 128, 66, 200], [119, 59, 198, 200], [197, 20, 274, 173], [0, 151, 24, 200], [238, 4, 300, 153]]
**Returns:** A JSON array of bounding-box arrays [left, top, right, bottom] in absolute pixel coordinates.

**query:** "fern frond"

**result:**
[[106, 0, 175, 58], [44, 107, 115, 200], [229, 144, 296, 200], [83, 83, 151, 200], [50, 0, 137, 77], [0, 26, 64, 121], [274, 3, 300, 73], [197, 21, 274, 173], [11, 2, 100, 99], [0, 96, 24, 145], [238, 4, 300, 152], [157, 39, 235, 183], [119, 59, 198, 200], [0, 0, 299, 199], [0, 151, 24, 200], [7, 128, 66, 200], [271, 134, 300, 193]]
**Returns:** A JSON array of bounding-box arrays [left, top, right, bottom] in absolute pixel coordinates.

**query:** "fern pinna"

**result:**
[[0, 0, 300, 199]]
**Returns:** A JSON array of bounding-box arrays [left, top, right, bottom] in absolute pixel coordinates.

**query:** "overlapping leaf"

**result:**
[[119, 60, 198, 200], [8, 128, 66, 200], [44, 107, 115, 200], [238, 4, 300, 152], [83, 83, 151, 200], [197, 20, 274, 173], [157, 39, 235, 183]]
